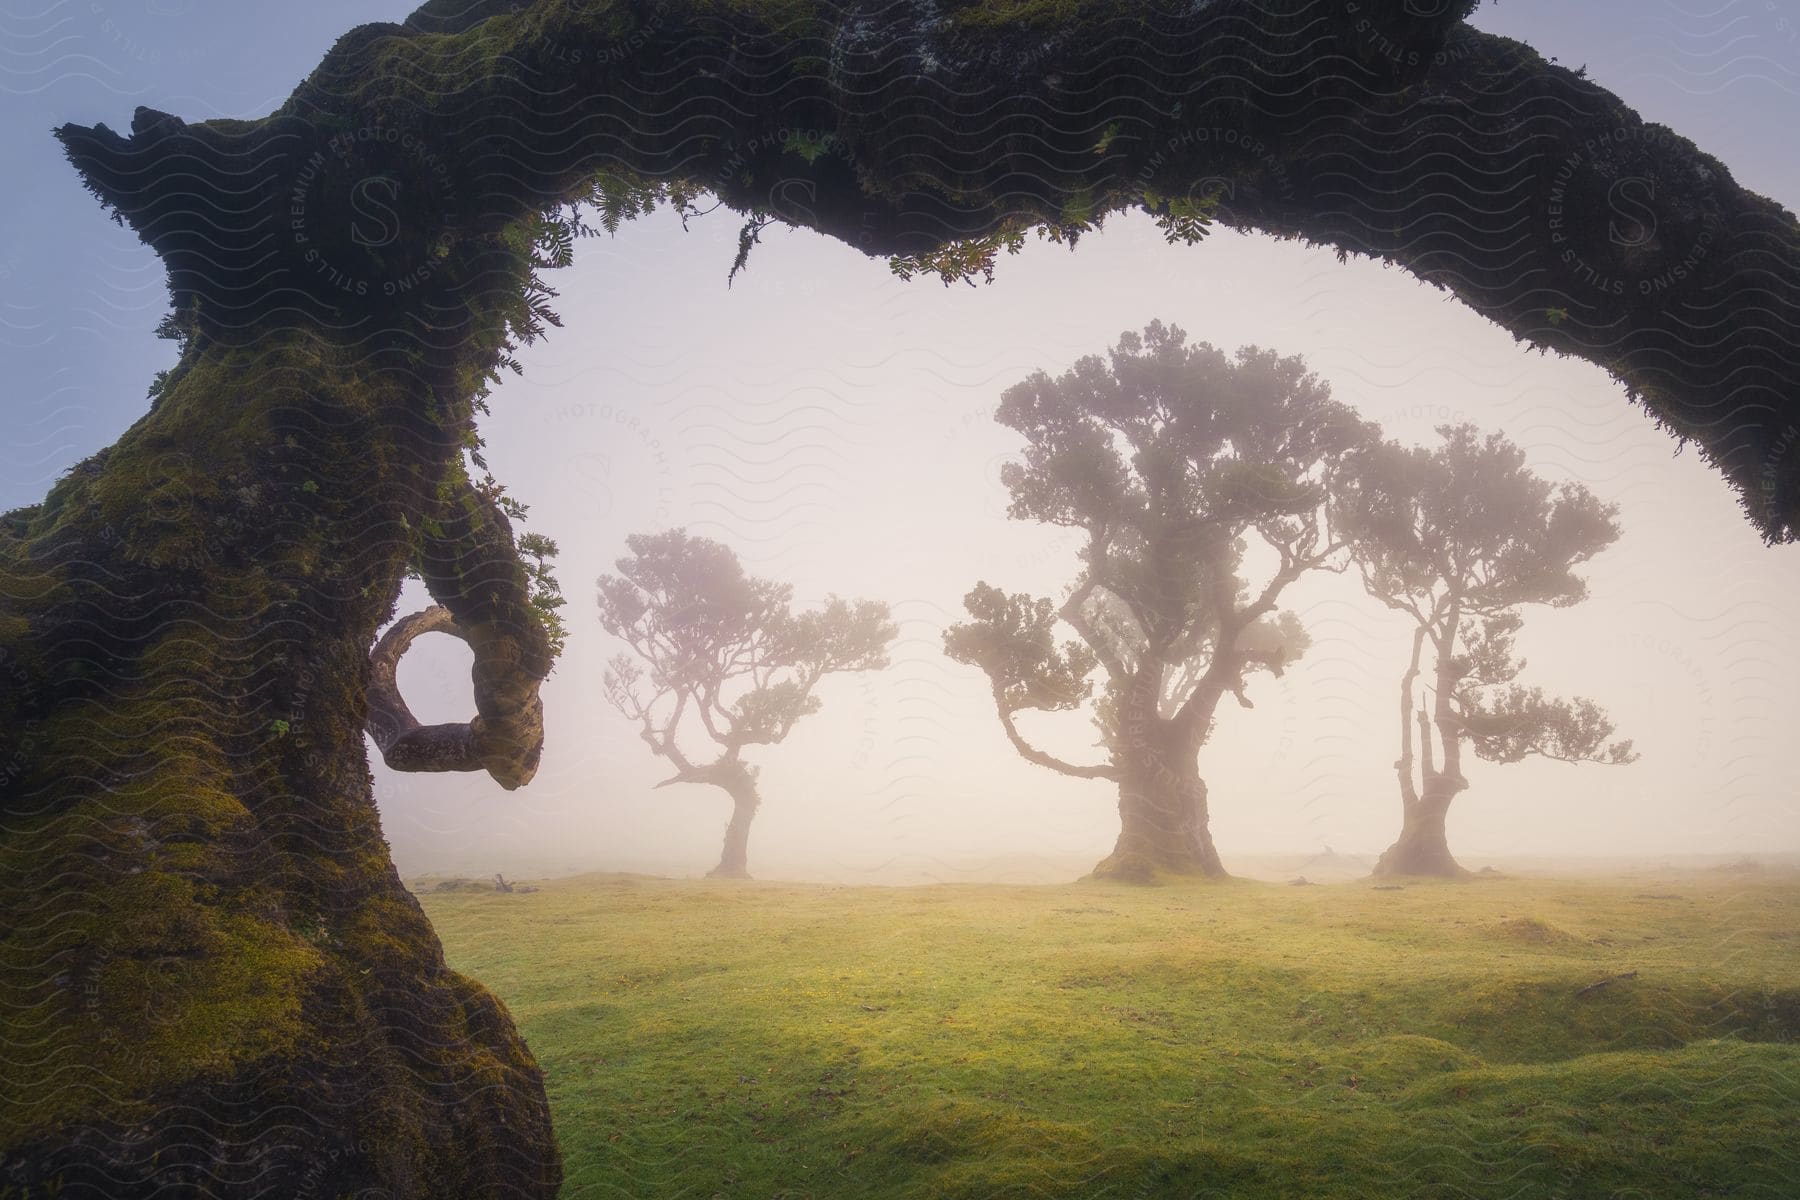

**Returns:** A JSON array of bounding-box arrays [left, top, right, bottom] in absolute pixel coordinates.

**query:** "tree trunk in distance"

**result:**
[[1371, 789, 1471, 879], [707, 781, 760, 880], [1091, 738, 1228, 883]]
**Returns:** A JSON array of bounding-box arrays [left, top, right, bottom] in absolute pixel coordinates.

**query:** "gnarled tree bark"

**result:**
[[1093, 739, 1227, 884], [1086, 669, 1230, 882], [0, 325, 560, 1196]]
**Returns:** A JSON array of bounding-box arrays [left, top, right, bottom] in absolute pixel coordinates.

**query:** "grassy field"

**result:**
[[417, 870, 1800, 1199]]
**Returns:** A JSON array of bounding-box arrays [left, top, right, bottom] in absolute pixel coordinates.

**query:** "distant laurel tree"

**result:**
[[596, 530, 896, 879], [1334, 425, 1637, 878], [944, 321, 1377, 882]]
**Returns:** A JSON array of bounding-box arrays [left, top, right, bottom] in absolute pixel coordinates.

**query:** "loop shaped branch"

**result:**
[[366, 605, 545, 790]]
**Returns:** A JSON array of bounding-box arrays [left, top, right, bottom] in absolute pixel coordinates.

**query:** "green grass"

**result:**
[[417, 871, 1800, 1199]]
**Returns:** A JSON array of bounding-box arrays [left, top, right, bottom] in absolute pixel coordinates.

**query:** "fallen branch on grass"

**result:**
[[1575, 971, 1639, 997]]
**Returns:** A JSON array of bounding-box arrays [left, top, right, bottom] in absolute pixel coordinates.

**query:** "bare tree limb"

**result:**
[[991, 687, 1121, 782]]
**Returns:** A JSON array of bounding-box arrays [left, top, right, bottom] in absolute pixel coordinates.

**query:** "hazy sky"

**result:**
[[4, 1, 1797, 881]]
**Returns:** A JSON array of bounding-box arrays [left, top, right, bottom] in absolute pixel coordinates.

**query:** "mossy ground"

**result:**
[[418, 870, 1800, 1198]]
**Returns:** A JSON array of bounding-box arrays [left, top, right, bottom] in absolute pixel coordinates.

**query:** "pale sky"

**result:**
[[4, 1, 1797, 880]]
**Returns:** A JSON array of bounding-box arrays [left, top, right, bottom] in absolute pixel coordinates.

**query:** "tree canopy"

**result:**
[[1336, 425, 1637, 876], [949, 322, 1370, 765], [598, 530, 894, 769], [597, 530, 895, 877], [947, 322, 1373, 877]]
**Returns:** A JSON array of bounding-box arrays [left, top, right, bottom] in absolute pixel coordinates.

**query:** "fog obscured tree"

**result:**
[[598, 530, 895, 878], [1336, 425, 1637, 878], [945, 322, 1376, 881]]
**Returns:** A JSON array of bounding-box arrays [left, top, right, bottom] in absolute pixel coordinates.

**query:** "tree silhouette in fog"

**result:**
[[945, 321, 1375, 881], [598, 530, 895, 878], [1336, 425, 1637, 878]]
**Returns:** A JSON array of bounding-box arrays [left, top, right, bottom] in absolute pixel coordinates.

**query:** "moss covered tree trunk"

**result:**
[[0, 323, 559, 1194]]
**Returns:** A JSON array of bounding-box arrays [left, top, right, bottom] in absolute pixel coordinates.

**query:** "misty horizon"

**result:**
[[371, 208, 1799, 882]]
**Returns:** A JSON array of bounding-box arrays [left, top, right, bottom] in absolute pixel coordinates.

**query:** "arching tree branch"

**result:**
[[991, 687, 1122, 783]]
